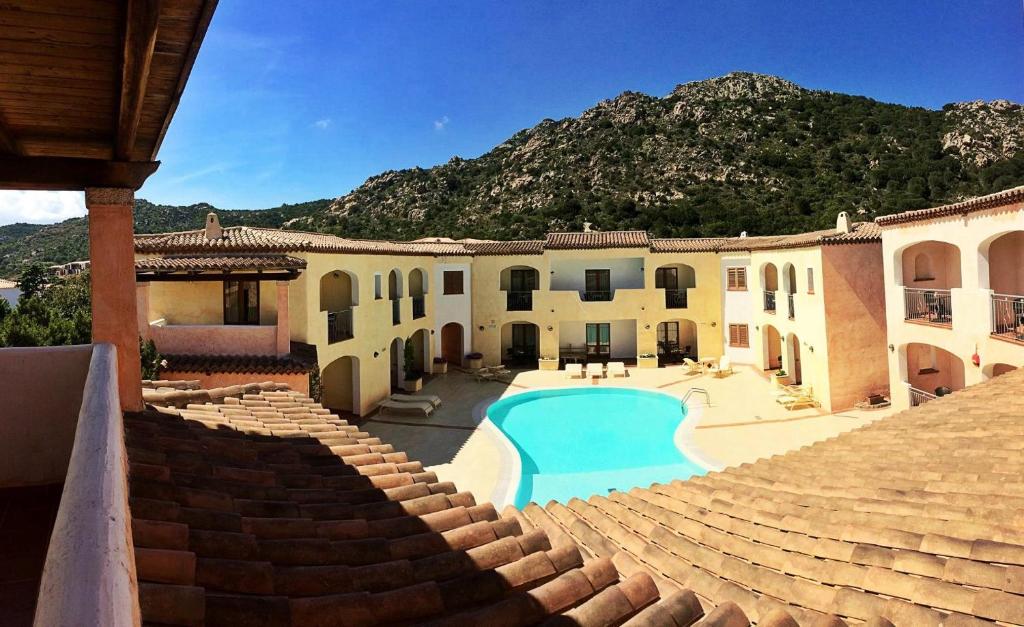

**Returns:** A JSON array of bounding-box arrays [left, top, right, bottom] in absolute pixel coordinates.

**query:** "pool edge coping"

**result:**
[[479, 385, 725, 508]]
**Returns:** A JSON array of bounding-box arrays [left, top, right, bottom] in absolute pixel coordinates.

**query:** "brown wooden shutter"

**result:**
[[729, 323, 749, 347], [443, 271, 464, 295]]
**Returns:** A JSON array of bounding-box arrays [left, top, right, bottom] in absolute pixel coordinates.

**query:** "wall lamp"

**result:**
[[888, 344, 895, 353], [547, 325, 553, 331]]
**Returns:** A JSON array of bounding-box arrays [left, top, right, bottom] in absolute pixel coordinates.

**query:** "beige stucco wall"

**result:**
[[147, 280, 278, 325], [822, 243, 889, 410], [881, 201, 1024, 409], [750, 247, 834, 410], [0, 345, 93, 487]]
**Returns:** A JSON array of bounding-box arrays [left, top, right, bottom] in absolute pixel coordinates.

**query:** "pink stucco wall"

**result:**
[[150, 324, 278, 356], [822, 243, 890, 410]]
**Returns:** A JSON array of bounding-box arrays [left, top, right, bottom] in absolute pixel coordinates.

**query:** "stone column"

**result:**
[[276, 281, 290, 356], [86, 188, 142, 412], [136, 282, 151, 342]]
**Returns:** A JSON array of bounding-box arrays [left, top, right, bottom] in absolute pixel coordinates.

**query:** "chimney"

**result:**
[[582, 222, 593, 233], [205, 212, 223, 240], [835, 211, 851, 234]]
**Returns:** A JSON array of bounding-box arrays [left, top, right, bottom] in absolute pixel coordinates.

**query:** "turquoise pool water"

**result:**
[[487, 387, 706, 507]]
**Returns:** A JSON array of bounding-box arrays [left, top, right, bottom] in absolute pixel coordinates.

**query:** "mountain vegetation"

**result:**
[[2, 72, 1022, 278]]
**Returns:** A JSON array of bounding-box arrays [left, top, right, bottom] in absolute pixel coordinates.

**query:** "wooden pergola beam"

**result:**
[[0, 108, 21, 156], [0, 156, 159, 191], [116, 0, 161, 161]]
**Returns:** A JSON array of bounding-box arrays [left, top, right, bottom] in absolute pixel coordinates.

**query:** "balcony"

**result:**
[[909, 386, 937, 407], [327, 309, 354, 343], [787, 293, 795, 320], [391, 299, 401, 325], [991, 293, 1024, 343], [664, 289, 687, 309], [412, 296, 425, 319], [581, 290, 612, 302], [904, 288, 952, 327], [507, 291, 533, 311], [763, 290, 776, 313]]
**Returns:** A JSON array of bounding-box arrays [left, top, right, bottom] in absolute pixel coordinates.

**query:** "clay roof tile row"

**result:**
[[134, 254, 307, 273], [876, 185, 1024, 226]]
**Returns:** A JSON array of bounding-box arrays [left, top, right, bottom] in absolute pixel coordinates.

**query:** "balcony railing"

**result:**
[[992, 293, 1024, 343], [664, 289, 687, 309], [787, 293, 795, 319], [581, 290, 612, 302], [909, 386, 937, 407], [412, 296, 425, 319], [763, 290, 776, 313], [327, 309, 353, 343], [391, 298, 401, 325], [904, 287, 952, 326], [507, 290, 533, 311]]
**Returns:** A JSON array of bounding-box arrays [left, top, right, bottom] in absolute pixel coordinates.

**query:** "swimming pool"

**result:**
[[486, 387, 707, 508]]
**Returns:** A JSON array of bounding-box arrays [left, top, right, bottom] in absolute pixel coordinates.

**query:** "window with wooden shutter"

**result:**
[[728, 323, 749, 347], [443, 270, 464, 295], [727, 267, 747, 291]]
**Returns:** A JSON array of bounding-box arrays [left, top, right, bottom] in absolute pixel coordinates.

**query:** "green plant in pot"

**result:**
[[402, 342, 423, 391]]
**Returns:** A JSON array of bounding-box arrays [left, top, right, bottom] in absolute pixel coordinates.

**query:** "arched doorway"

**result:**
[[763, 324, 782, 371], [440, 322, 464, 366], [656, 319, 697, 363], [786, 333, 802, 385], [407, 328, 430, 375], [501, 322, 539, 366], [902, 342, 965, 400], [322, 356, 360, 415], [984, 362, 1018, 379], [897, 241, 961, 325], [388, 269, 403, 325], [761, 263, 779, 312], [409, 268, 428, 319], [320, 270, 358, 343], [981, 231, 1024, 340], [389, 337, 404, 389]]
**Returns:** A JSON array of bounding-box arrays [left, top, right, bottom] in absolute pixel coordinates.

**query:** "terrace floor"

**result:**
[[0, 483, 62, 627], [360, 365, 895, 507]]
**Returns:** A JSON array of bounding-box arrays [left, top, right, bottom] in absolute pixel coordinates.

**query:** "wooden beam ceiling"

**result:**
[[116, 0, 161, 161], [0, 156, 159, 190], [0, 108, 20, 155]]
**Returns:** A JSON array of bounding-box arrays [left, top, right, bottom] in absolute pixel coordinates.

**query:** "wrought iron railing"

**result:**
[[904, 287, 952, 326], [507, 291, 533, 311], [787, 293, 795, 319], [391, 298, 401, 325], [909, 386, 937, 407], [582, 290, 612, 302], [991, 293, 1024, 342], [327, 309, 354, 343], [763, 290, 776, 313], [412, 296, 425, 319], [664, 289, 687, 309]]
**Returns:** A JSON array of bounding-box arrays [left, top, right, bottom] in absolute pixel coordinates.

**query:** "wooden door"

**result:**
[[441, 323, 463, 365]]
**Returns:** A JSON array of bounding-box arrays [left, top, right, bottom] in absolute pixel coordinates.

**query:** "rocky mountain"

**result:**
[[1, 72, 1022, 278], [293, 72, 1024, 240]]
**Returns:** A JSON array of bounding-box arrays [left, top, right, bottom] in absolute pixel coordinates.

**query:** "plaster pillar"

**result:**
[[276, 281, 290, 356], [86, 187, 142, 412], [136, 282, 151, 342]]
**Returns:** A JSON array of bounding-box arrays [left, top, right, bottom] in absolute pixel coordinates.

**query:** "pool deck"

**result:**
[[360, 364, 895, 507]]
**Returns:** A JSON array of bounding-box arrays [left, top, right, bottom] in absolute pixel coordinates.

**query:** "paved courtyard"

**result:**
[[360, 364, 895, 507]]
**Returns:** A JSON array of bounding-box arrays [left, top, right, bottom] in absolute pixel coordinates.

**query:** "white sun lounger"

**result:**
[[709, 356, 734, 378], [682, 358, 702, 375], [566, 363, 584, 378], [378, 399, 434, 417], [389, 393, 442, 408], [586, 362, 605, 378], [607, 361, 626, 377]]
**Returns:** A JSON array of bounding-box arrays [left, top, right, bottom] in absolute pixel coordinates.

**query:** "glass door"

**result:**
[[585, 323, 611, 360]]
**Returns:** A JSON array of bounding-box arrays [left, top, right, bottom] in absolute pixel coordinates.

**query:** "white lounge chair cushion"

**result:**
[[566, 364, 583, 378], [390, 393, 441, 408], [586, 363, 605, 377], [608, 362, 626, 376]]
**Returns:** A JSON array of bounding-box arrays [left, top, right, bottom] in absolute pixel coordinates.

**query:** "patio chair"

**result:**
[[708, 356, 734, 378], [566, 363, 584, 379], [777, 386, 818, 410], [389, 393, 442, 408], [586, 362, 605, 378], [682, 358, 702, 375], [379, 399, 434, 417], [607, 361, 627, 377]]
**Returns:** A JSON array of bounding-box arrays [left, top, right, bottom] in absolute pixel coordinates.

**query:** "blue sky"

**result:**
[[3, 0, 1022, 225]]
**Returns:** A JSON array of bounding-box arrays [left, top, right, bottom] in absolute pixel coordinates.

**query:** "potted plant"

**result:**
[[538, 355, 559, 371], [637, 352, 659, 369], [773, 369, 788, 389], [466, 352, 483, 370], [403, 342, 423, 392], [432, 356, 447, 375]]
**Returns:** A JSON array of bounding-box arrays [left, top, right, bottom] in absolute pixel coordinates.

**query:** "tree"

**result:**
[[140, 338, 163, 381], [17, 264, 49, 301]]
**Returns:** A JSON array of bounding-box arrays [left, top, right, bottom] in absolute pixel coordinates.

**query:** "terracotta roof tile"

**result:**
[[0, 278, 17, 289], [876, 185, 1024, 226], [545, 230, 651, 249], [649, 238, 729, 253], [542, 366, 1024, 625], [135, 255, 307, 273], [463, 240, 545, 256], [160, 354, 314, 375]]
